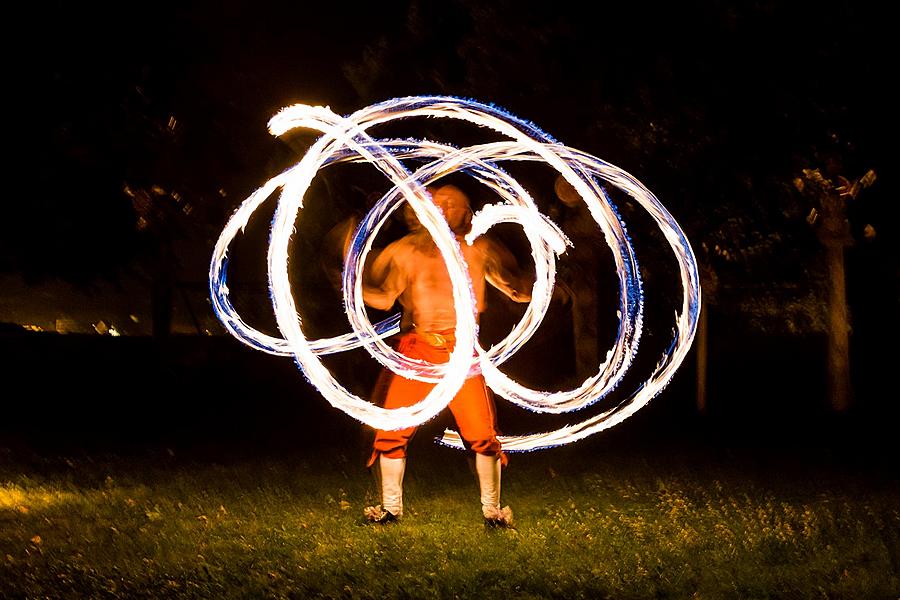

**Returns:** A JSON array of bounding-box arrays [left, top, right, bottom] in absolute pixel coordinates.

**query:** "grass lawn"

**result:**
[[1, 438, 898, 599]]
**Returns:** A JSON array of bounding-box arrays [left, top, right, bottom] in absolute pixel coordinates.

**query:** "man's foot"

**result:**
[[364, 505, 399, 525], [483, 505, 514, 529]]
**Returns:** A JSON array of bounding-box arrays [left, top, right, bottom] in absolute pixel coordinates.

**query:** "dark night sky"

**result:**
[[0, 0, 896, 464], [3, 1, 896, 341]]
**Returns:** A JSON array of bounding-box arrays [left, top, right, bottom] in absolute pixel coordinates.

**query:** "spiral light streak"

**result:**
[[209, 96, 700, 449], [266, 106, 478, 431]]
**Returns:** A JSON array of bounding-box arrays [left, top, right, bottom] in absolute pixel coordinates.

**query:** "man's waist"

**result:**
[[410, 327, 456, 347]]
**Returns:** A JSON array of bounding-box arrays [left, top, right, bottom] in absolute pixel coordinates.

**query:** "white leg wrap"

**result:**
[[475, 453, 501, 517], [379, 455, 405, 517]]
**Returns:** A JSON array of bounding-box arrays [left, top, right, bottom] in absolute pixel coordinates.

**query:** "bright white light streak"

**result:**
[[209, 96, 700, 449], [266, 105, 477, 431]]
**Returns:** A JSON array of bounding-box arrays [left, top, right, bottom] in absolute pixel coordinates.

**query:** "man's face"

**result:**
[[431, 185, 471, 233]]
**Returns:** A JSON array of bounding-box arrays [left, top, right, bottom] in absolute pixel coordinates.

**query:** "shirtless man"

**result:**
[[359, 184, 533, 527]]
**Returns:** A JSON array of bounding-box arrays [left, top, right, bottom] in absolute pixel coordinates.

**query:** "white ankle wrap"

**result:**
[[379, 455, 406, 517], [475, 453, 501, 517]]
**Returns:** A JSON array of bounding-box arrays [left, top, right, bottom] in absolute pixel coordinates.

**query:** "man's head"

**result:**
[[430, 184, 472, 234]]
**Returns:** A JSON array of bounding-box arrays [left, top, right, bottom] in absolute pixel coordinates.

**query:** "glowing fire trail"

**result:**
[[209, 96, 700, 451]]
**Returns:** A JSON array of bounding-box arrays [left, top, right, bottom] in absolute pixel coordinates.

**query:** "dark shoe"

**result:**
[[483, 506, 515, 529], [364, 505, 399, 524]]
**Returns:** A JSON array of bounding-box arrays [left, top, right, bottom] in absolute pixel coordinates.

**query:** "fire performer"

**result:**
[[350, 184, 533, 527]]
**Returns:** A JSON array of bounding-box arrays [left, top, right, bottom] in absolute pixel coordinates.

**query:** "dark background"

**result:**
[[1, 1, 897, 465]]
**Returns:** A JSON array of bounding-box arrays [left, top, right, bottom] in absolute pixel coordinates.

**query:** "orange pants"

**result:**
[[367, 330, 507, 468]]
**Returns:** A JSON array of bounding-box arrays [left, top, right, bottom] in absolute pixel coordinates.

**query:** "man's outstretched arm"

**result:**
[[483, 237, 533, 303], [360, 240, 406, 311]]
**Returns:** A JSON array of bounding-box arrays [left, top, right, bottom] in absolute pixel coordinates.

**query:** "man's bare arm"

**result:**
[[321, 214, 407, 310], [482, 237, 533, 303], [361, 240, 407, 311]]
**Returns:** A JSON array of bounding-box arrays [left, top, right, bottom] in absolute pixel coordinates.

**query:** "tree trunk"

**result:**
[[151, 278, 173, 339], [150, 238, 176, 339], [695, 299, 708, 414], [825, 242, 852, 412]]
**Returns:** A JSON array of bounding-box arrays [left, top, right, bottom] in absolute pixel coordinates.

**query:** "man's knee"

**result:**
[[467, 439, 507, 465], [367, 446, 407, 468]]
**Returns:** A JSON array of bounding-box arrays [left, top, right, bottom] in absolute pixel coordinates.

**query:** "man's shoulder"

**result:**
[[380, 233, 427, 263], [469, 234, 506, 257]]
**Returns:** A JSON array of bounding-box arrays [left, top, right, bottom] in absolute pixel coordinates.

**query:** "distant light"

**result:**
[[0, 484, 78, 511], [108, 327, 121, 337]]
